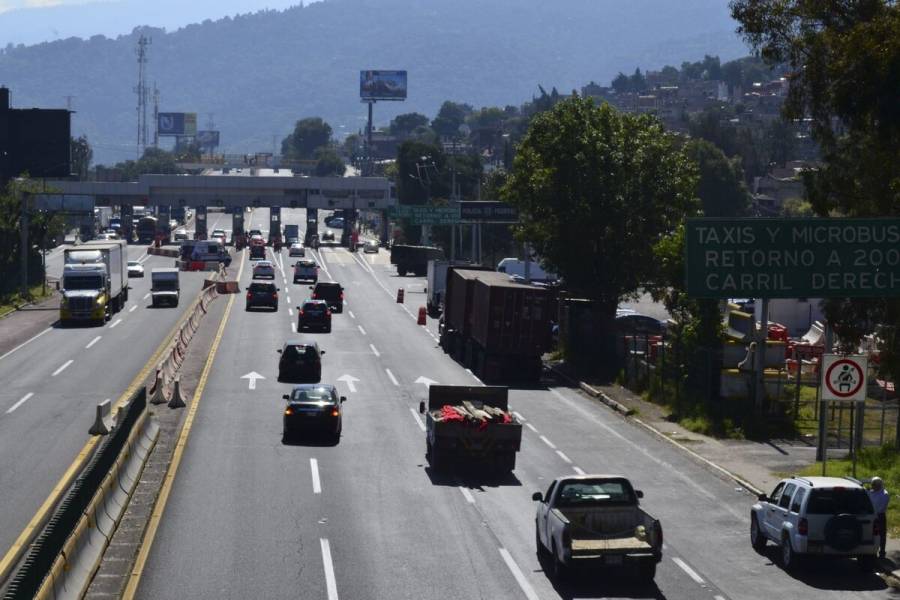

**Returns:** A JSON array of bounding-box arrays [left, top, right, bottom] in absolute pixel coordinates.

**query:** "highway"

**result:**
[[0, 213, 232, 558], [130, 208, 887, 600]]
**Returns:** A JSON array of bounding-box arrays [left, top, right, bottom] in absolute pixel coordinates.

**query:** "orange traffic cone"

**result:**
[[417, 306, 427, 326], [397, 288, 405, 303]]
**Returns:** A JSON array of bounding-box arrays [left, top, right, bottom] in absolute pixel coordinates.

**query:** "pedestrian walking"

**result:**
[[869, 476, 890, 558]]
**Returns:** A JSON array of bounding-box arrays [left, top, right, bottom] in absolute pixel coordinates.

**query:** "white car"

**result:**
[[97, 232, 119, 241], [750, 476, 879, 571], [252, 260, 276, 279], [173, 228, 188, 241], [363, 240, 379, 254], [127, 260, 144, 278], [288, 243, 305, 257]]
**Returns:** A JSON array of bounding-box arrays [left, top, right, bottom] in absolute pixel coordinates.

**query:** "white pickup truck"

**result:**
[[533, 475, 662, 581]]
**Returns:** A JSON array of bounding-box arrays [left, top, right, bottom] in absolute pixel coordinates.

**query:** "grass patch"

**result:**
[[800, 444, 900, 537], [0, 283, 54, 316]]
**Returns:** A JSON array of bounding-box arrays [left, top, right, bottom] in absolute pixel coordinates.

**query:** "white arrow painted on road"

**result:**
[[241, 371, 266, 390], [415, 376, 439, 388], [337, 374, 359, 393]]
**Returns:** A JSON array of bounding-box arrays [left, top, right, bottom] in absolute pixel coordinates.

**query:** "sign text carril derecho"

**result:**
[[686, 218, 900, 298]]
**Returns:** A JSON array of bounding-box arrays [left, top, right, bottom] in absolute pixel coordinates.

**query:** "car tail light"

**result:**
[[298, 310, 304, 316], [331, 408, 339, 417], [246, 292, 252, 299], [798, 518, 808, 536], [284, 407, 293, 416], [326, 309, 332, 316], [340, 292, 344, 299], [312, 293, 317, 299]]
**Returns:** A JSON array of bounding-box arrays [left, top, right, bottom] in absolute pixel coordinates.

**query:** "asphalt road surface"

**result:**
[[130, 208, 889, 600]]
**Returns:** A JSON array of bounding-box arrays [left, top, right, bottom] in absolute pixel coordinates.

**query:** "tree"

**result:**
[[629, 68, 646, 92], [502, 97, 698, 371], [396, 140, 446, 206], [611, 72, 630, 93], [70, 135, 92, 180], [731, 0, 900, 381], [390, 113, 429, 137], [686, 139, 751, 217], [112, 147, 182, 181], [343, 133, 363, 161], [430, 101, 473, 138], [314, 147, 345, 177], [282, 117, 333, 159]]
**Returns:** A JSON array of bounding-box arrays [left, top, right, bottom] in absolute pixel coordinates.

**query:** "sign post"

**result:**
[[819, 354, 868, 476]]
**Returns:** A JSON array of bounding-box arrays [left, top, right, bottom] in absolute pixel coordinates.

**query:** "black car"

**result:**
[[249, 245, 266, 260], [298, 299, 332, 332], [277, 341, 324, 382], [321, 230, 335, 242], [246, 281, 279, 311], [282, 384, 345, 442], [310, 281, 343, 313]]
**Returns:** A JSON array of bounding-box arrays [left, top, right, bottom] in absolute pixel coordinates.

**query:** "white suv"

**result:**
[[750, 476, 879, 571]]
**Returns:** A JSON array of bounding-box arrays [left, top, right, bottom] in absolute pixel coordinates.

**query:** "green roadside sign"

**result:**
[[686, 218, 900, 298], [388, 205, 460, 225]]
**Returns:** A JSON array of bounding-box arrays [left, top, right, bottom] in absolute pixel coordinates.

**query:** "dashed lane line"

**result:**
[[108, 318, 123, 329], [129, 305, 138, 312], [409, 408, 426, 431], [555, 450, 572, 464], [51, 359, 73, 377], [512, 411, 525, 422], [357, 325, 367, 336], [348, 310, 355, 319], [320, 538, 340, 600], [310, 458, 322, 494], [385, 368, 399, 386], [672, 556, 706, 585], [85, 336, 102, 349], [498, 548, 540, 600], [143, 293, 150, 300], [525, 423, 538, 433], [539, 435, 556, 449], [573, 466, 586, 475], [459, 487, 476, 504], [369, 344, 380, 357], [6, 393, 34, 414]]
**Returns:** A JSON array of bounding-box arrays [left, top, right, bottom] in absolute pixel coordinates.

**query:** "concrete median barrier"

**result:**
[[88, 400, 114, 436]]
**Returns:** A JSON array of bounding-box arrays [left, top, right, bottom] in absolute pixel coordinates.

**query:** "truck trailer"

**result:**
[[390, 244, 444, 277], [60, 240, 128, 324], [439, 268, 551, 382]]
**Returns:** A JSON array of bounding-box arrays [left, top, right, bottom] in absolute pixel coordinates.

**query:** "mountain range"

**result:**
[[0, 0, 749, 164]]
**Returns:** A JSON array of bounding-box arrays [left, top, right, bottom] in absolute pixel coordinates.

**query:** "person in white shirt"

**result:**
[[869, 477, 890, 558]]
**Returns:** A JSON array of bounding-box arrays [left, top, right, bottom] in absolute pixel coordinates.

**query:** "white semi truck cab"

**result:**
[[60, 263, 110, 324]]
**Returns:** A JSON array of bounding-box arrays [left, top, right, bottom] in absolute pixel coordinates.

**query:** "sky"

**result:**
[[0, 0, 318, 45]]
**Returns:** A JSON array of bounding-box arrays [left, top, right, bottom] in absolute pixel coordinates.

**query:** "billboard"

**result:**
[[360, 70, 407, 101], [196, 130, 220, 147], [1, 109, 71, 179], [157, 112, 198, 136]]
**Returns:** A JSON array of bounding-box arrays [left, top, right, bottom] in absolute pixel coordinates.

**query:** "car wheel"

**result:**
[[781, 535, 798, 571], [750, 515, 767, 553]]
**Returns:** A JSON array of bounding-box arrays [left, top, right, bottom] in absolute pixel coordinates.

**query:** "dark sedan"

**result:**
[[298, 299, 332, 332], [246, 282, 278, 311], [282, 384, 345, 443], [277, 341, 324, 383]]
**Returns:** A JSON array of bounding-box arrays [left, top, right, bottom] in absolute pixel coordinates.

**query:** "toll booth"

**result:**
[[232, 209, 245, 246], [269, 206, 281, 245], [195, 205, 208, 240], [340, 209, 357, 247], [305, 207, 318, 246], [121, 204, 133, 242], [157, 205, 171, 241]]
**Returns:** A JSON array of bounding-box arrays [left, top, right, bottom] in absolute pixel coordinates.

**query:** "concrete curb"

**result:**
[[549, 364, 765, 497]]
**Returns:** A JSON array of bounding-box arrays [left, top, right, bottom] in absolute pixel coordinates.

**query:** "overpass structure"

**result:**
[[33, 174, 396, 242]]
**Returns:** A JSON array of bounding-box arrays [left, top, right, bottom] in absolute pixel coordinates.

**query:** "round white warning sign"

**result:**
[[821, 354, 868, 402]]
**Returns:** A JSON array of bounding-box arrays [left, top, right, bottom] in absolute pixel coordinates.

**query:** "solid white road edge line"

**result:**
[[0, 327, 51, 363], [320, 538, 339, 600], [85, 336, 102, 349], [6, 392, 34, 414], [539, 435, 556, 449], [369, 344, 380, 357], [555, 450, 572, 464], [672, 556, 706, 585], [498, 548, 540, 600], [409, 408, 425, 431], [385, 368, 399, 386], [310, 458, 322, 494], [51, 359, 73, 377]]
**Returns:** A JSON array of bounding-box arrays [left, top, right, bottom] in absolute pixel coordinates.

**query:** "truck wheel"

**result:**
[[637, 561, 656, 581], [781, 534, 799, 571], [750, 515, 767, 553]]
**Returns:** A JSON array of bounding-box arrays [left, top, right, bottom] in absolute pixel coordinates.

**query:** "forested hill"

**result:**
[[0, 0, 747, 164]]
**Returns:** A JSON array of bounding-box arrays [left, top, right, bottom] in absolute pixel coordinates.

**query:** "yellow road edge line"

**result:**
[[122, 256, 243, 600], [0, 284, 207, 583]]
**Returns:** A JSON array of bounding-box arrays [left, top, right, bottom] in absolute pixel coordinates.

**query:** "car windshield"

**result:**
[[555, 480, 635, 507], [806, 488, 873, 515], [128, 261, 140, 267], [290, 387, 334, 404], [315, 284, 340, 298], [64, 275, 104, 290], [304, 303, 325, 313], [283, 345, 318, 361], [249, 283, 275, 293]]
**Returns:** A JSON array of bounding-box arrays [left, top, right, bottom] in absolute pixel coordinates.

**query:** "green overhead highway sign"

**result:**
[[388, 205, 460, 225], [686, 218, 900, 298]]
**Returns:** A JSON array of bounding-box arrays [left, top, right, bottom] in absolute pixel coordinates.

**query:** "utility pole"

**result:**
[[134, 34, 151, 158], [152, 83, 160, 148]]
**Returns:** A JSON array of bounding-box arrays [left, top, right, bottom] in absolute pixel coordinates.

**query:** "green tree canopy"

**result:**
[[686, 139, 751, 217], [111, 147, 183, 181], [314, 147, 345, 177], [431, 101, 473, 138], [281, 117, 333, 159], [390, 113, 430, 137], [502, 97, 698, 364], [70, 135, 92, 180], [396, 140, 447, 205]]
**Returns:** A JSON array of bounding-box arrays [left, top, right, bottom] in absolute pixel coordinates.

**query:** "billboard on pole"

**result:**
[[157, 112, 198, 136], [360, 70, 407, 101], [196, 130, 220, 147]]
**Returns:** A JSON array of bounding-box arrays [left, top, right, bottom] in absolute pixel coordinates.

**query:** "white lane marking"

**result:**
[[525, 423, 538, 433], [512, 411, 525, 422], [673, 557, 705, 585], [108, 318, 123, 329], [291, 323, 297, 333], [357, 325, 367, 335], [539, 435, 556, 449], [464, 368, 483, 384], [459, 487, 476, 504], [137, 254, 152, 264], [51, 359, 73, 376], [129, 305, 137, 312], [369, 344, 380, 357], [142, 293, 150, 300], [714, 596, 726, 600], [498, 548, 540, 600], [348, 310, 355, 319], [310, 458, 322, 494], [6, 392, 34, 414], [410, 408, 426, 431], [288, 308, 294, 317], [385, 368, 399, 386], [555, 450, 572, 464], [320, 538, 339, 600], [85, 336, 102, 349], [286, 296, 291, 303], [0, 327, 51, 363], [573, 466, 586, 475], [401, 305, 414, 317]]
